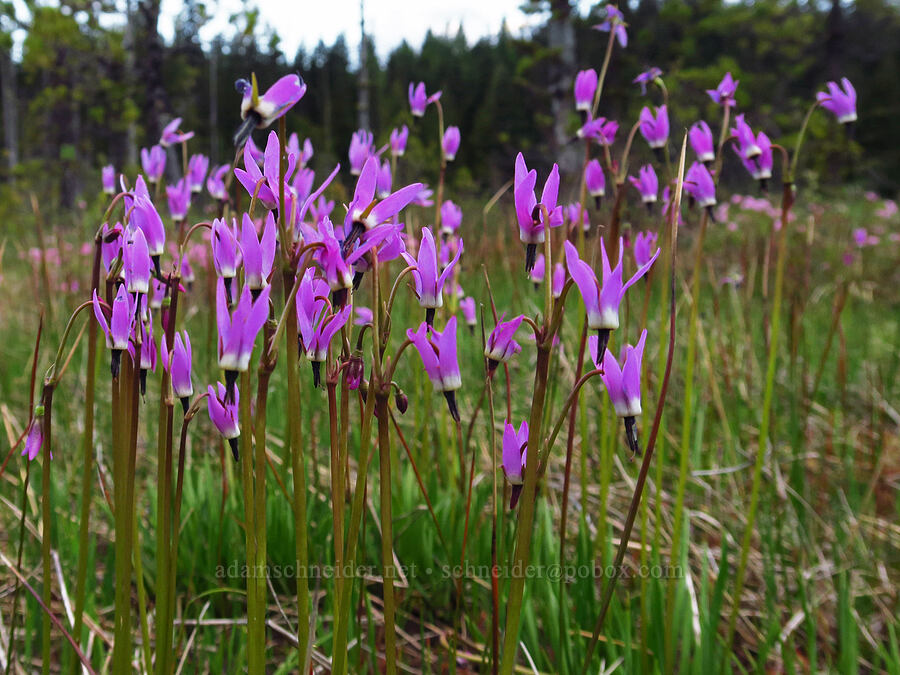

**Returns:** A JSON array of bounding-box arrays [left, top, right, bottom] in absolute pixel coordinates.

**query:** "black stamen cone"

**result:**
[[228, 437, 240, 462], [706, 205, 717, 223], [487, 358, 500, 376], [224, 369, 239, 403], [653, 147, 664, 163], [110, 349, 122, 378], [352, 270, 365, 290], [179, 396, 190, 415], [443, 390, 460, 422], [509, 484, 524, 510], [140, 369, 148, 396], [624, 416, 641, 457], [233, 111, 262, 148], [151, 254, 162, 278], [332, 287, 349, 308], [594, 329, 611, 367], [224, 277, 234, 307], [341, 221, 365, 258], [593, 195, 603, 210], [468, 325, 475, 335], [311, 361, 322, 389], [758, 178, 769, 194], [250, 287, 261, 301], [645, 202, 653, 214], [524, 243, 538, 275], [425, 307, 436, 327], [844, 120, 855, 140]]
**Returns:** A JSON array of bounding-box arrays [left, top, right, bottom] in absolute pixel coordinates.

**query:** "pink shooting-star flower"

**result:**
[[93, 285, 135, 378], [376, 161, 392, 199], [102, 165, 116, 194], [593, 329, 647, 456], [633, 231, 659, 268], [208, 382, 241, 461], [22, 409, 45, 461], [124, 226, 152, 296], [166, 178, 191, 221], [354, 305, 373, 326], [101, 223, 123, 277], [349, 129, 375, 175], [207, 164, 230, 201], [501, 420, 529, 508], [585, 159, 606, 208], [141, 145, 166, 183], [234, 73, 307, 146], [460, 296, 476, 332], [187, 154, 209, 193], [390, 125, 409, 157], [731, 114, 761, 160], [639, 105, 669, 153], [161, 330, 193, 413], [211, 218, 240, 303], [485, 314, 524, 374], [567, 203, 589, 233], [817, 78, 857, 125], [708, 72, 738, 106], [129, 177, 166, 267], [217, 281, 271, 400], [441, 200, 462, 238], [633, 67, 662, 95], [594, 4, 627, 47], [288, 133, 314, 167], [689, 121, 715, 164], [301, 304, 352, 388], [403, 226, 463, 325], [684, 162, 717, 212], [574, 69, 598, 112], [160, 117, 195, 147], [552, 263, 567, 299], [240, 212, 277, 296], [629, 164, 659, 206], [734, 130, 773, 189], [129, 318, 158, 395], [578, 114, 619, 146], [529, 253, 545, 288], [295, 269, 344, 387], [564, 238, 658, 364], [235, 130, 297, 211], [408, 81, 441, 117], [407, 317, 462, 421], [514, 152, 562, 273], [443, 126, 460, 161]]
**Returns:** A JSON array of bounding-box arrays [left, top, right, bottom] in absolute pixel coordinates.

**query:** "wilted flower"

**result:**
[[160, 117, 194, 147], [593, 4, 627, 47], [817, 78, 857, 124], [407, 317, 462, 421], [408, 81, 442, 117], [22, 408, 45, 461], [443, 126, 460, 161], [707, 72, 738, 106], [208, 382, 240, 461], [689, 121, 715, 164], [574, 69, 598, 112]]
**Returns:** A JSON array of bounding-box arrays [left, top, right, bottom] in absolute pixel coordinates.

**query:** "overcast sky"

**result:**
[[159, 0, 595, 61]]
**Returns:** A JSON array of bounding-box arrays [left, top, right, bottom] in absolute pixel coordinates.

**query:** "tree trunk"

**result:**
[[1, 45, 19, 179]]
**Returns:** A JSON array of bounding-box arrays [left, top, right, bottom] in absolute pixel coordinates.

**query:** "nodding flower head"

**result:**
[[208, 382, 241, 461], [552, 262, 567, 298], [161, 330, 193, 412], [211, 217, 240, 286], [288, 133, 314, 167], [160, 117, 195, 147], [234, 73, 306, 145], [234, 137, 279, 210], [102, 165, 116, 194], [376, 161, 392, 199], [441, 200, 462, 237], [349, 129, 375, 175], [141, 145, 166, 183], [731, 114, 761, 160], [593, 4, 627, 47], [578, 114, 619, 145], [166, 178, 192, 221], [734, 131, 773, 183], [585, 159, 606, 201], [597, 328, 647, 419], [529, 253, 545, 287], [633, 231, 659, 268], [343, 156, 423, 243], [707, 72, 738, 106], [390, 125, 409, 157], [301, 305, 351, 381], [629, 164, 659, 204], [403, 226, 463, 319], [514, 153, 563, 271], [460, 296, 476, 329], [407, 317, 462, 420], [93, 286, 135, 377], [639, 105, 669, 150], [485, 314, 524, 371], [239, 212, 277, 293], [689, 120, 715, 164], [130, 190, 166, 261], [216, 280, 271, 391], [123, 226, 152, 295], [574, 68, 598, 112], [633, 67, 662, 95], [101, 223, 124, 276], [443, 126, 461, 161], [408, 81, 441, 117], [187, 154, 209, 193], [564, 238, 659, 357], [502, 420, 529, 507], [206, 164, 230, 201], [684, 162, 717, 209], [817, 78, 856, 124], [22, 409, 45, 461], [567, 203, 589, 233]]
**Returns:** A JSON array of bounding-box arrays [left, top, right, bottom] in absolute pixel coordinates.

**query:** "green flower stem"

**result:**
[[39, 384, 54, 675], [723, 180, 794, 671], [254, 344, 274, 670], [133, 499, 152, 675], [375, 391, 398, 675], [327, 380, 345, 611], [239, 368, 263, 672]]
